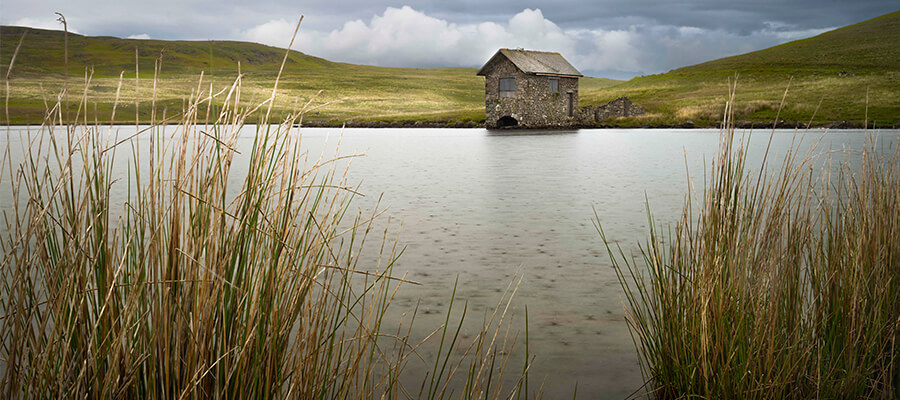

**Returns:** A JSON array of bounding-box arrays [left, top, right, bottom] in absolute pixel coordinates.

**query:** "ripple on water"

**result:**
[[4, 126, 890, 400]]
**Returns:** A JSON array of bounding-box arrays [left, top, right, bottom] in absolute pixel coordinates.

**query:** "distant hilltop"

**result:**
[[2, 10, 899, 127]]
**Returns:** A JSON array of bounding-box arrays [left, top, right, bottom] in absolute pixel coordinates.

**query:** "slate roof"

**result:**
[[477, 48, 582, 77]]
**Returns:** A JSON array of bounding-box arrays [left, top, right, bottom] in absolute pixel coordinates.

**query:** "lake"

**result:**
[[2, 126, 895, 398]]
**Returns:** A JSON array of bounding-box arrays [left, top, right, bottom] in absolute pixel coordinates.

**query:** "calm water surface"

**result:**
[[3, 126, 896, 398]]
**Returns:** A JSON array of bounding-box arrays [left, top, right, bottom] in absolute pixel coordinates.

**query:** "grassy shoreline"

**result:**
[[2, 119, 890, 129]]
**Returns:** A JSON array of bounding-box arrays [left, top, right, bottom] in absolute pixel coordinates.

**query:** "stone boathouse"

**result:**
[[477, 48, 583, 129]]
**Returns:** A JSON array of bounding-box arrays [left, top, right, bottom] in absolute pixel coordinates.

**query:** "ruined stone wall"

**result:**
[[577, 97, 645, 123], [483, 57, 579, 128]]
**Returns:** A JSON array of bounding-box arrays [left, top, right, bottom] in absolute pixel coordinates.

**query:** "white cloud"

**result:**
[[127, 33, 151, 40], [570, 28, 641, 72], [774, 27, 833, 40], [761, 21, 835, 41], [243, 18, 298, 49], [238, 6, 837, 78], [12, 17, 81, 33], [241, 7, 581, 70]]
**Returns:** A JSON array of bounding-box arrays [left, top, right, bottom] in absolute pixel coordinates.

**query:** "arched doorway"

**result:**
[[497, 116, 518, 127]]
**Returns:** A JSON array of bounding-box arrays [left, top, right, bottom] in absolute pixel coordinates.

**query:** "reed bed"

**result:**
[[602, 84, 899, 398], [0, 21, 530, 399]]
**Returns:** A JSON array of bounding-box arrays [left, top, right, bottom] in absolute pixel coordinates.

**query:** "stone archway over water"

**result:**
[[497, 116, 518, 127]]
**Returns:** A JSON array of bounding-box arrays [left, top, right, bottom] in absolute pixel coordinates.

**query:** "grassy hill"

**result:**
[[0, 25, 618, 125], [2, 10, 898, 127], [0, 26, 471, 124], [582, 10, 900, 127]]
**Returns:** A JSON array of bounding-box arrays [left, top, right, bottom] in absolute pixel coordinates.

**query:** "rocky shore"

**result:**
[[298, 120, 896, 130]]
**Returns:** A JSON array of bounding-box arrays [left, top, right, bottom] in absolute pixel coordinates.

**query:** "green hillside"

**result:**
[[2, 10, 898, 127], [0, 26, 618, 125], [0, 26, 337, 77], [0, 26, 469, 124], [583, 10, 900, 127]]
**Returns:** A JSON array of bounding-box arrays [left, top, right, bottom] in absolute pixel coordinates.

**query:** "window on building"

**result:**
[[499, 78, 516, 97], [549, 78, 559, 93]]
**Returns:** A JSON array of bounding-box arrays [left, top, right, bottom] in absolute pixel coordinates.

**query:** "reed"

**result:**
[[601, 82, 899, 398], [0, 18, 529, 398]]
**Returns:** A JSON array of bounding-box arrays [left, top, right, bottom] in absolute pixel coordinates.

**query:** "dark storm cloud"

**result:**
[[411, 0, 896, 32], [2, 0, 896, 78], [294, 0, 896, 32]]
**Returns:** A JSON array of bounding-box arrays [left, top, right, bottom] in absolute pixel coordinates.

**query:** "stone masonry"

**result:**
[[577, 97, 645, 123], [478, 49, 582, 129], [478, 49, 646, 129]]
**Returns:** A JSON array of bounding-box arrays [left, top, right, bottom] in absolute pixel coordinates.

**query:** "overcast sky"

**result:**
[[2, 1, 896, 79]]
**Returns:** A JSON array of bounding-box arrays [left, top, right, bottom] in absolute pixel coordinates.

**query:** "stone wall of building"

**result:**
[[483, 57, 579, 128], [577, 97, 645, 123]]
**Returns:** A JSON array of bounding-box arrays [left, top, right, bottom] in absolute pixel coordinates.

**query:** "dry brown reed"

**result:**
[[601, 80, 899, 398], [0, 17, 530, 399]]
